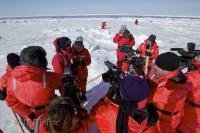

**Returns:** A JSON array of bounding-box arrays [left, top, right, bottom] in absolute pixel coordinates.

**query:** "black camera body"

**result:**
[[120, 45, 145, 74], [171, 42, 200, 69], [62, 75, 81, 107]]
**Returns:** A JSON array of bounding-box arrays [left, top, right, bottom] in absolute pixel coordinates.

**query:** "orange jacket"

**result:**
[[0, 65, 12, 91], [91, 97, 151, 133], [7, 65, 62, 107], [177, 61, 200, 132], [149, 70, 190, 133], [113, 32, 135, 47], [52, 51, 73, 75], [71, 47, 91, 91], [113, 32, 135, 71], [137, 40, 159, 60], [6, 65, 61, 107], [34, 114, 91, 133]]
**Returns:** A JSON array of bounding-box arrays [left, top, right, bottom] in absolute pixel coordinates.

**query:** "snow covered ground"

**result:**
[[0, 16, 200, 132]]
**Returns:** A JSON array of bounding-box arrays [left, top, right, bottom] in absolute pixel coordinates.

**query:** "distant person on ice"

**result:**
[[135, 19, 139, 25], [5, 46, 62, 132], [113, 25, 135, 71], [100, 21, 107, 29]]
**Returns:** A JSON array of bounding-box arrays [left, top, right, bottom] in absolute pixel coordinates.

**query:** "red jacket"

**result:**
[[113, 32, 135, 47], [137, 40, 159, 60], [0, 65, 12, 91], [91, 97, 151, 133], [177, 62, 200, 132], [71, 47, 91, 91], [113, 32, 135, 70], [8, 65, 61, 107], [148, 70, 190, 133], [34, 113, 91, 133]]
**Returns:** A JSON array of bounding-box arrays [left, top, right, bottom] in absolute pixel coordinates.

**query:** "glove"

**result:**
[[145, 51, 152, 56], [28, 112, 36, 121], [123, 33, 133, 39], [78, 59, 85, 66], [0, 90, 6, 100]]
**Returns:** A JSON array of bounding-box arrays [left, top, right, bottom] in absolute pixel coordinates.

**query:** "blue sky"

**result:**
[[0, 0, 200, 17]]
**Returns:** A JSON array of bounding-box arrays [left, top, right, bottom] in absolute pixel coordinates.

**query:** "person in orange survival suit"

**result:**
[[91, 75, 159, 133], [71, 36, 91, 101], [5, 46, 62, 132], [113, 25, 135, 71], [33, 97, 92, 133], [52, 36, 73, 75], [137, 34, 159, 73], [148, 52, 191, 133], [177, 51, 200, 133], [0, 53, 20, 100]]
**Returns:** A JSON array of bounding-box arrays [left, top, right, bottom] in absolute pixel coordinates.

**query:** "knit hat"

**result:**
[[20, 46, 48, 68], [120, 25, 127, 31], [74, 36, 83, 46], [7, 53, 20, 69], [155, 52, 180, 71], [119, 75, 150, 102], [148, 34, 156, 43], [58, 37, 71, 49]]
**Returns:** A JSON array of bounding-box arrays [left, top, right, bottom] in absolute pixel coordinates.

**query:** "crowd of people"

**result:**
[[0, 25, 200, 133]]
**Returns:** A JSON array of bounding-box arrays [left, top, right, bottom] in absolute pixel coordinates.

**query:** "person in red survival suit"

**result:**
[[137, 34, 159, 73], [71, 36, 91, 101], [91, 75, 159, 133], [148, 52, 191, 133], [52, 36, 73, 75], [33, 97, 92, 133], [0, 53, 20, 100], [177, 52, 200, 133], [113, 25, 135, 71], [5, 46, 62, 132], [100, 21, 107, 29]]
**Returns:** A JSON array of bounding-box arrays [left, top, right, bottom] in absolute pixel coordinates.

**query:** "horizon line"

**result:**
[[1, 14, 200, 20]]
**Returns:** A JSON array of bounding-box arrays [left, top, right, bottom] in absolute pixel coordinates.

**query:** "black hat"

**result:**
[[20, 46, 48, 68], [58, 37, 71, 49], [148, 34, 156, 43], [7, 53, 20, 69], [155, 52, 180, 71]]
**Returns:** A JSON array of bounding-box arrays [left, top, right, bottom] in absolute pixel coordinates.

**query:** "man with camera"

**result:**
[[148, 52, 191, 132], [113, 25, 135, 71], [177, 52, 200, 132]]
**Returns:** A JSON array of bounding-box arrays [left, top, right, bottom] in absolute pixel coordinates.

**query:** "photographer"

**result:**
[[91, 74, 158, 133], [177, 52, 200, 132], [148, 52, 191, 132], [137, 35, 159, 75], [113, 25, 135, 71]]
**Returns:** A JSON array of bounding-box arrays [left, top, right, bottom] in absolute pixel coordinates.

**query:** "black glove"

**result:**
[[78, 59, 85, 66], [145, 51, 152, 56], [28, 112, 36, 121], [0, 90, 7, 100]]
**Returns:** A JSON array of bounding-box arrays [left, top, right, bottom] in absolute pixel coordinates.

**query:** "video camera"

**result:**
[[170, 42, 200, 69], [62, 66, 81, 107], [102, 60, 122, 99], [120, 45, 145, 75]]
